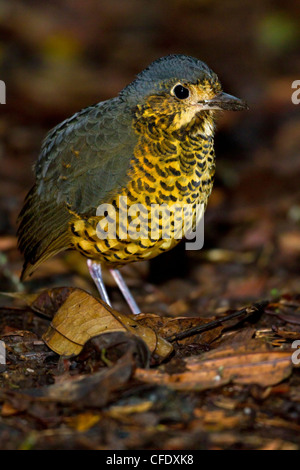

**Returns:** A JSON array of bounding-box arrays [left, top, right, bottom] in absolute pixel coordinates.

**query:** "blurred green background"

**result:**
[[0, 0, 299, 310]]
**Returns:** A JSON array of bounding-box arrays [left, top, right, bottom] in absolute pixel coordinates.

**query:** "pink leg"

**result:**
[[87, 259, 111, 307], [109, 268, 140, 315]]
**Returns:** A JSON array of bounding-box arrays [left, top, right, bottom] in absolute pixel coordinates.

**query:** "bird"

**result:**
[[17, 54, 248, 315]]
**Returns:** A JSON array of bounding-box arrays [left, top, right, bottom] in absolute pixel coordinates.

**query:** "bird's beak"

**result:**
[[200, 92, 249, 111]]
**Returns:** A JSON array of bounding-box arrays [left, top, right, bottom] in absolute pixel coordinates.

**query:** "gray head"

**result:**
[[119, 54, 248, 115], [120, 54, 220, 103]]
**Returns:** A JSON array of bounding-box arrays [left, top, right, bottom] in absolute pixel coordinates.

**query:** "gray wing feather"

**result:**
[[35, 97, 137, 215], [18, 97, 137, 277]]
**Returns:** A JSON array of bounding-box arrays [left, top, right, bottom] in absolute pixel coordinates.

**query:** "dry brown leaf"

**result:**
[[64, 412, 100, 432], [135, 366, 230, 391], [42, 289, 173, 359], [8, 287, 173, 360], [2, 288, 172, 359], [1, 287, 73, 318], [135, 313, 223, 346], [185, 347, 293, 387], [106, 400, 153, 419], [274, 327, 300, 340], [135, 341, 295, 391]]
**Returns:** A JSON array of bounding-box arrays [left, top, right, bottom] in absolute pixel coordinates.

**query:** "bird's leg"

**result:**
[[87, 261, 140, 315], [87, 259, 111, 307], [109, 268, 141, 315]]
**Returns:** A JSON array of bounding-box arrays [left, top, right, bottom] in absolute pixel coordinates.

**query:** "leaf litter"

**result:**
[[1, 287, 300, 449]]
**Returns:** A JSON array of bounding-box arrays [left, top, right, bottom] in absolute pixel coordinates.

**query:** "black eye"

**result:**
[[173, 84, 190, 100]]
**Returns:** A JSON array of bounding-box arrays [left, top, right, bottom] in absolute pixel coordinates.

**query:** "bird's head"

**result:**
[[120, 54, 248, 134]]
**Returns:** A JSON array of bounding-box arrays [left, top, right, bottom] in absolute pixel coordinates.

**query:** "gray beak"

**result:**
[[200, 92, 249, 111]]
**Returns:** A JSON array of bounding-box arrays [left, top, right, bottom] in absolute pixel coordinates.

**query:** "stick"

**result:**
[[166, 300, 269, 343]]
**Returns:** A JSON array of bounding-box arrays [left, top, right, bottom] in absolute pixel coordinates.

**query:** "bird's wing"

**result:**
[[35, 97, 137, 215], [18, 97, 138, 278]]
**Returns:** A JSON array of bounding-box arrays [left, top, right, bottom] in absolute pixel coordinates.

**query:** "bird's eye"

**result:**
[[172, 84, 190, 100]]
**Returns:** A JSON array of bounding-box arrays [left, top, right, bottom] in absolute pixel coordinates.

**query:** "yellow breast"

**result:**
[[69, 109, 216, 266]]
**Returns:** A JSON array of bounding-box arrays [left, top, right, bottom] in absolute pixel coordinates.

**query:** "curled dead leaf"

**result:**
[[9, 287, 173, 361], [43, 289, 173, 360], [135, 341, 295, 391]]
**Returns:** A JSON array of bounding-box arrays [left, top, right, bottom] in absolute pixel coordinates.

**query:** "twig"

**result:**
[[166, 300, 269, 343]]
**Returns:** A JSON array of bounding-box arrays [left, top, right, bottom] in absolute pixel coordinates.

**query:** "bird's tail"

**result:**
[[17, 186, 72, 280]]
